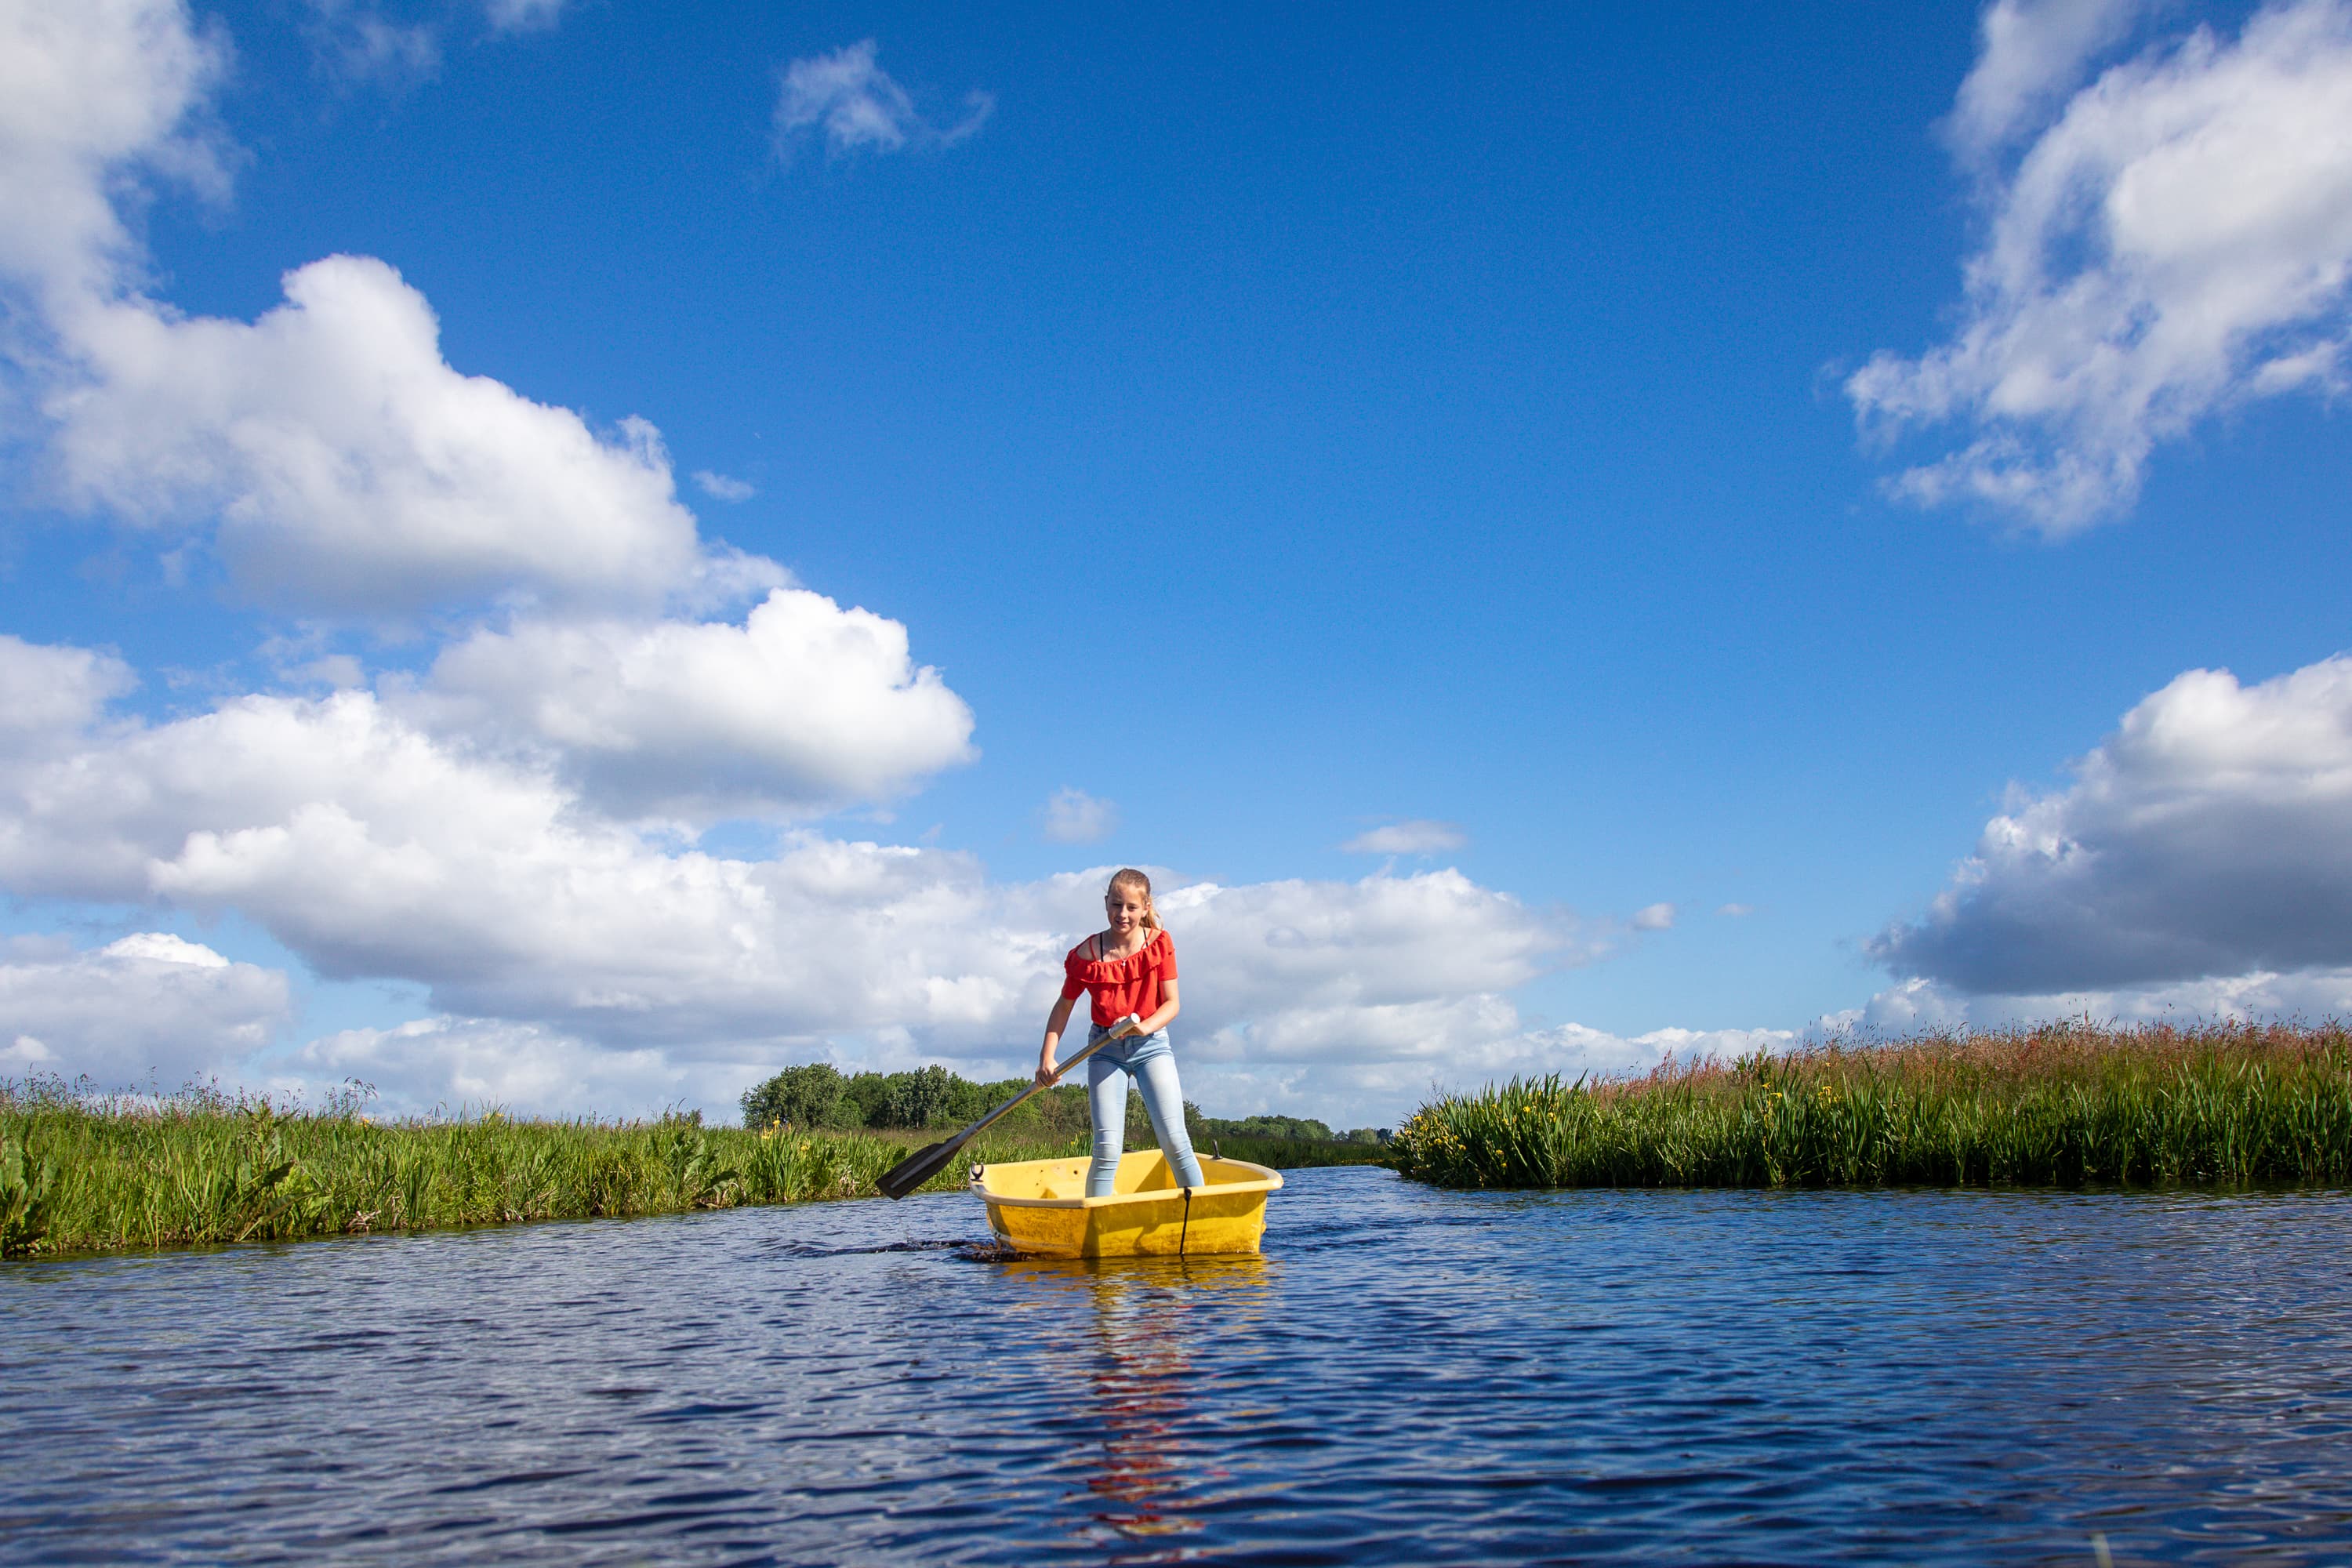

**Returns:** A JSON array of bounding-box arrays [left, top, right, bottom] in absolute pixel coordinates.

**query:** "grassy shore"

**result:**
[[0, 1078, 1393, 1258], [0, 1079, 1091, 1258], [1392, 1022, 2352, 1191]]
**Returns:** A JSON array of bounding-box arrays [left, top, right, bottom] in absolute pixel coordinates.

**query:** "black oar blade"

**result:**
[[875, 1134, 966, 1200]]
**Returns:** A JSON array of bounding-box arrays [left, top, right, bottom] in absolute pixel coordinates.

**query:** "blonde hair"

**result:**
[[1107, 868, 1162, 932]]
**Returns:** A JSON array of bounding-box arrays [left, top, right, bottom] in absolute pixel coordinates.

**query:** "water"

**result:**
[[6, 1169, 2352, 1565]]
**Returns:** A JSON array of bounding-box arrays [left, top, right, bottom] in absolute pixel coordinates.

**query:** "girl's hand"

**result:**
[[1034, 1054, 1059, 1087]]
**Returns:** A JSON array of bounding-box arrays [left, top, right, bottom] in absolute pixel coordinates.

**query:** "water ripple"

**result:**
[[9, 1172, 2352, 1562]]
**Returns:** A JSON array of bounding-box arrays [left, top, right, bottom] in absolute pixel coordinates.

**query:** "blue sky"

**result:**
[[4, 0, 2350, 1125]]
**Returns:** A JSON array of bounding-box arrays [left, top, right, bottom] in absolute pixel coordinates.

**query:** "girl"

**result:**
[[1036, 868, 1207, 1198]]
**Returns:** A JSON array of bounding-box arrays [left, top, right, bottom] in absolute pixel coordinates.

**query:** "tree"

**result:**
[[840, 1072, 892, 1128], [740, 1063, 846, 1131], [882, 1065, 959, 1129]]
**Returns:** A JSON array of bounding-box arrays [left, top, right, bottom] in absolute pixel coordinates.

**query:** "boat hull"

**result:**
[[971, 1151, 1283, 1258]]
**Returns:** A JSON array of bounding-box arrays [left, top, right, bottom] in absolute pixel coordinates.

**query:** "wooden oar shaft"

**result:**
[[875, 1014, 1142, 1199], [961, 1021, 1127, 1138]]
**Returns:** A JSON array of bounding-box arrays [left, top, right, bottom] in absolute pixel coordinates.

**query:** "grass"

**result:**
[[0, 1076, 1396, 1258], [1392, 1021, 2352, 1191], [0, 1077, 1092, 1259]]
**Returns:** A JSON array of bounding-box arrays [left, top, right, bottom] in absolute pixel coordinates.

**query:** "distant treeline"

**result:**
[[1205, 1114, 1388, 1145], [739, 1062, 1390, 1146]]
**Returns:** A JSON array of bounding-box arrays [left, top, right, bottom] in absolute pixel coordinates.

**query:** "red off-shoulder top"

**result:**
[[1061, 929, 1177, 1029]]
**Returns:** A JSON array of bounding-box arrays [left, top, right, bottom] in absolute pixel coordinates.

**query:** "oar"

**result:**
[[875, 1014, 1145, 1200]]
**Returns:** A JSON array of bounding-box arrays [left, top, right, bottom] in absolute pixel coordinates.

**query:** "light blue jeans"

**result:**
[[1084, 1023, 1207, 1198]]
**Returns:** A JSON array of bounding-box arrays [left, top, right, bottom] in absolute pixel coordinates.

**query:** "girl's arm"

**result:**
[[1136, 977, 1180, 1037], [1036, 993, 1079, 1087]]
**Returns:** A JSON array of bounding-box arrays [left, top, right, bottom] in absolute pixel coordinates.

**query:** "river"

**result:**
[[5, 1166, 2351, 1563]]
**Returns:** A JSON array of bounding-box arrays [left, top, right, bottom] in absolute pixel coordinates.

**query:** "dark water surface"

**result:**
[[7, 1170, 2352, 1565]]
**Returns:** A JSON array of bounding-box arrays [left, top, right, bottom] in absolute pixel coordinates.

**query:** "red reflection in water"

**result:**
[[1083, 1276, 1195, 1540], [1002, 1258, 1270, 1550]]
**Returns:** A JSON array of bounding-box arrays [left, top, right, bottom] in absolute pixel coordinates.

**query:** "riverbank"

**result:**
[[1393, 1022, 2352, 1190], [0, 1079, 1388, 1258], [0, 1081, 1055, 1258]]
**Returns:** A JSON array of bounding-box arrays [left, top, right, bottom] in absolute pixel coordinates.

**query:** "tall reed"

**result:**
[[1392, 1022, 2352, 1191], [0, 1077, 1086, 1258]]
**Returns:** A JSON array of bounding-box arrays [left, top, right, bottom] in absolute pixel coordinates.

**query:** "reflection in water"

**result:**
[[13, 1174, 2352, 1564], [1000, 1257, 1270, 1547], [1081, 1268, 1194, 1541]]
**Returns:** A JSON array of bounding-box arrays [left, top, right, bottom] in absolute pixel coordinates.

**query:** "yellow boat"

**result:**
[[971, 1150, 1283, 1258]]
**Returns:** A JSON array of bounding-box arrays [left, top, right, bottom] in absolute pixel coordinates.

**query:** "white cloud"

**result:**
[[1813, 976, 1979, 1038], [281, 1004, 1791, 1133], [278, 1016, 724, 1118], [0, 932, 290, 1087], [296, 0, 564, 89], [0, 4, 746, 618], [0, 633, 136, 746], [0, 644, 1594, 1087], [272, 991, 1788, 1133], [1162, 869, 1609, 1105], [1718, 902, 1755, 917], [0, 5, 1783, 1133], [1341, 819, 1467, 855], [773, 40, 994, 160], [1872, 654, 2352, 993], [1162, 872, 1618, 1121], [1183, 1018, 1797, 1131], [1631, 902, 1676, 931], [0, 0, 232, 310], [0, 667, 1033, 1040], [1851, 0, 2352, 531], [692, 469, 754, 502], [258, 626, 366, 691], [1947, 0, 2150, 162], [1041, 786, 1117, 844], [45, 256, 709, 613], [1830, 965, 2352, 1039], [405, 589, 978, 822], [299, 1, 439, 91], [482, 0, 564, 34], [0, 636, 1767, 1127], [1162, 870, 1577, 1029], [0, 8, 978, 822]]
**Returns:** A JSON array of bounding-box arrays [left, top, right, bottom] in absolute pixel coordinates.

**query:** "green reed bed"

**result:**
[[0, 1078, 1087, 1258], [1392, 1022, 2352, 1191]]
